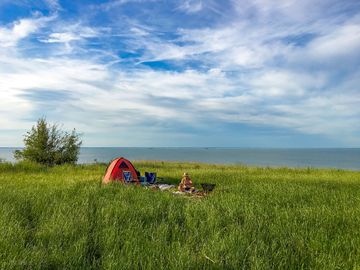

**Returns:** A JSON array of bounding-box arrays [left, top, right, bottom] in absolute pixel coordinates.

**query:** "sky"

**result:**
[[0, 0, 359, 147]]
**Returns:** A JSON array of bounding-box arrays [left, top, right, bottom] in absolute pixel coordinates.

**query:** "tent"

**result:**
[[103, 157, 140, 184]]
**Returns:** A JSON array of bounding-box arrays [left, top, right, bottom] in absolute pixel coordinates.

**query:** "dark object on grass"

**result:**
[[145, 172, 157, 184], [201, 183, 216, 192]]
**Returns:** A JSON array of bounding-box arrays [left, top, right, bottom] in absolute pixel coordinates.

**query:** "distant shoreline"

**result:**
[[1, 147, 360, 171]]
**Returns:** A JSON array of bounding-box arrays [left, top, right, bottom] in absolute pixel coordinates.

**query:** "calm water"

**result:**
[[1, 147, 360, 170]]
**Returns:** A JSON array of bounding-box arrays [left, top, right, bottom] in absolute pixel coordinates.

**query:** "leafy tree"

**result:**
[[14, 118, 82, 166]]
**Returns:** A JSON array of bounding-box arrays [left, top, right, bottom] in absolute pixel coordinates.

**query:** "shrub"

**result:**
[[14, 118, 82, 166]]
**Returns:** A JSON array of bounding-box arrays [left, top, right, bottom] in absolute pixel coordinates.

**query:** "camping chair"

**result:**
[[145, 172, 157, 184], [123, 171, 133, 183]]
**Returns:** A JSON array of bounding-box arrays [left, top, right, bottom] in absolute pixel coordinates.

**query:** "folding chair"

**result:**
[[123, 171, 133, 183], [145, 172, 157, 184]]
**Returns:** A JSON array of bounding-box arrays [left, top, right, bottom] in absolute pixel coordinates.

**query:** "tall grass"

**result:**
[[0, 161, 360, 269]]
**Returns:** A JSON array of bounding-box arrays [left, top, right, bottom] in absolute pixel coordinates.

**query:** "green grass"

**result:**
[[0, 161, 360, 269]]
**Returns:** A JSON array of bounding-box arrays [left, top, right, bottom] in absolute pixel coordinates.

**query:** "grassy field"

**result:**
[[0, 161, 360, 269]]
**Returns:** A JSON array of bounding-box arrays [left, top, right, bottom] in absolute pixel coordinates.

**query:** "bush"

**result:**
[[14, 118, 82, 166]]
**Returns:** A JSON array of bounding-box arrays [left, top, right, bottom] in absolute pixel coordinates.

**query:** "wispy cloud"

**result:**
[[94, 0, 159, 11], [0, 0, 360, 146], [43, 0, 61, 12], [0, 15, 54, 47], [178, 0, 203, 13]]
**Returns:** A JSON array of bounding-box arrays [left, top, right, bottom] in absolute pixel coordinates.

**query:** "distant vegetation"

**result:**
[[14, 118, 82, 166], [0, 161, 359, 269]]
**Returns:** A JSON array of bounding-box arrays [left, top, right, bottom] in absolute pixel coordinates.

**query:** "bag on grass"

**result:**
[[145, 172, 157, 184]]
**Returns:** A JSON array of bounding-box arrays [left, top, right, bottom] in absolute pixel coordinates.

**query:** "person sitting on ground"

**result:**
[[178, 172, 195, 192]]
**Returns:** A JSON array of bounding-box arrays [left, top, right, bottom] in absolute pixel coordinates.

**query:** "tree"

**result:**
[[14, 118, 82, 166]]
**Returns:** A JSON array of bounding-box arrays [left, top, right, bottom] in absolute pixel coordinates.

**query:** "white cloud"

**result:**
[[37, 23, 104, 54], [0, 16, 53, 47], [248, 70, 326, 97], [1, 0, 360, 146], [178, 0, 203, 13], [44, 0, 61, 11], [94, 0, 158, 11], [40, 24, 99, 44], [42, 32, 80, 43], [2, 46, 359, 146], [307, 23, 360, 58]]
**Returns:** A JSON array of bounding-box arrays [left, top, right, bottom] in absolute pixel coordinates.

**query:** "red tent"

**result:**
[[103, 157, 139, 184]]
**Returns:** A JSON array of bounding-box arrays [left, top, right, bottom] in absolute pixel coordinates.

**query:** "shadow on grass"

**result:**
[[84, 192, 102, 270], [19, 201, 38, 248], [156, 176, 180, 185]]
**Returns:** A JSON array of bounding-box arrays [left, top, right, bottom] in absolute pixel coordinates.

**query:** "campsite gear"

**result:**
[[178, 172, 195, 192], [158, 184, 176, 191], [201, 183, 216, 192], [103, 157, 140, 184], [123, 171, 133, 183], [145, 172, 157, 184]]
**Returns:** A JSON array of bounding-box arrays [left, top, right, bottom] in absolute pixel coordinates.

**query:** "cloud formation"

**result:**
[[0, 0, 359, 147]]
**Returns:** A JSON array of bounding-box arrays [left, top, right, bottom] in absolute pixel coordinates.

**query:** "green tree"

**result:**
[[14, 118, 82, 166]]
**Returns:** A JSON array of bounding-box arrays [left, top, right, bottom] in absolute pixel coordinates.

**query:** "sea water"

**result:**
[[1, 147, 359, 170]]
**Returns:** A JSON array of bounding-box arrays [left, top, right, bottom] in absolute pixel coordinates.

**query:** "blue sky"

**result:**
[[0, 0, 360, 147]]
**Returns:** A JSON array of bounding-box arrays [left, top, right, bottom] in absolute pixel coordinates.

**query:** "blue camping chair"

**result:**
[[123, 171, 132, 183], [145, 172, 157, 184]]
